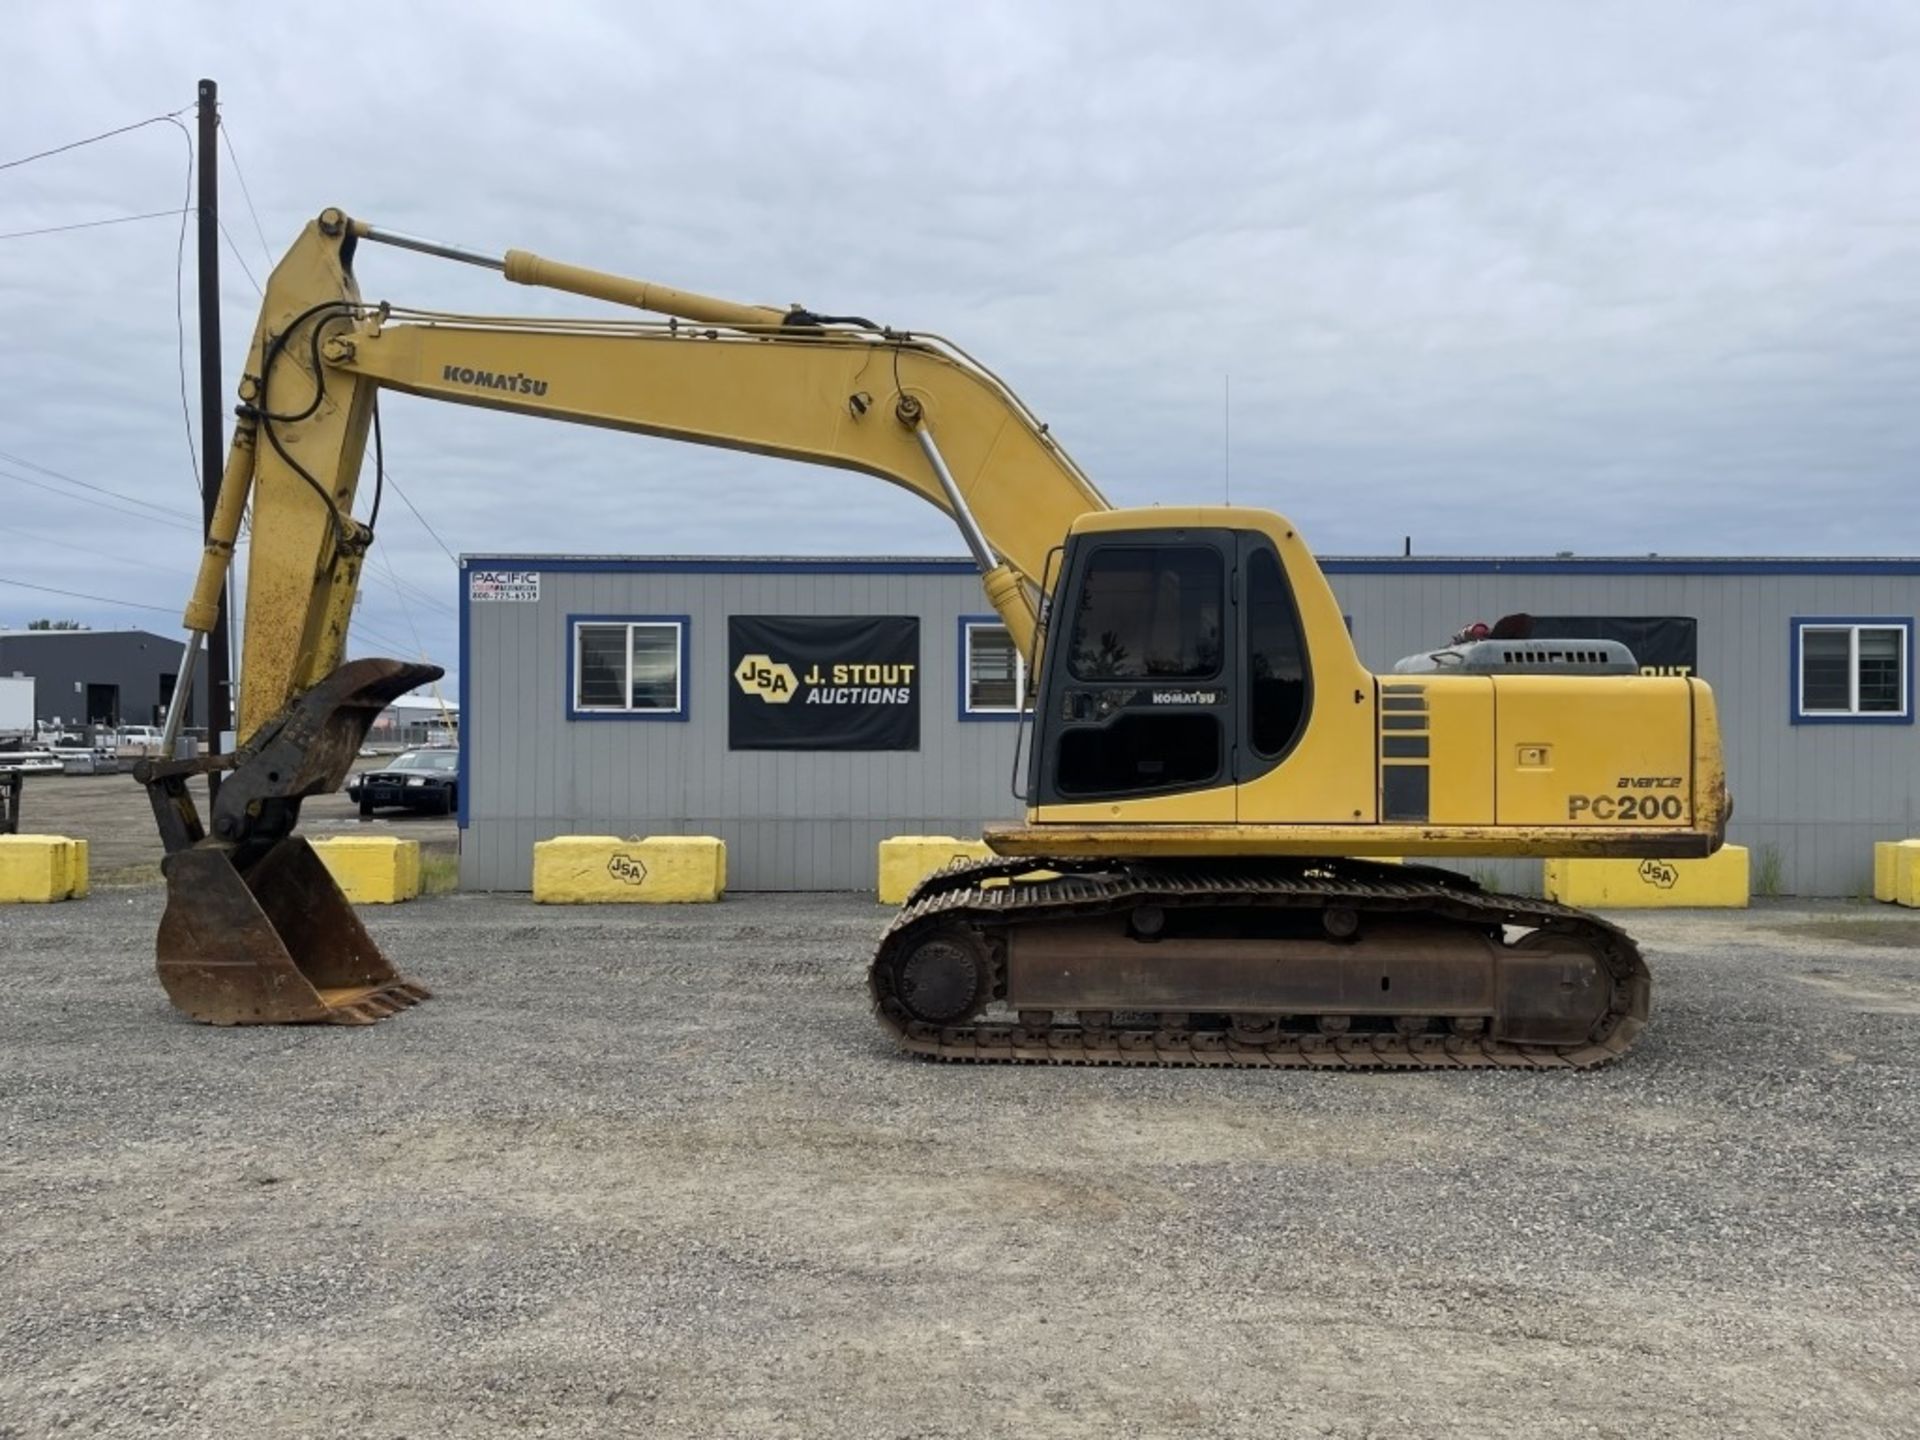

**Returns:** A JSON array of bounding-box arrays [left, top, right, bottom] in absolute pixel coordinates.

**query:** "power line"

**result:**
[[0, 108, 190, 173], [371, 568, 456, 617], [7, 522, 193, 579], [216, 217, 262, 295], [0, 208, 187, 242], [0, 575, 175, 614], [0, 447, 200, 523], [383, 469, 459, 566], [0, 465, 203, 532], [361, 558, 453, 617], [375, 548, 432, 652], [6, 99, 205, 511], [371, 556, 456, 615], [353, 612, 433, 658], [165, 113, 198, 496], [216, 117, 273, 267], [350, 613, 409, 648], [367, 552, 457, 725]]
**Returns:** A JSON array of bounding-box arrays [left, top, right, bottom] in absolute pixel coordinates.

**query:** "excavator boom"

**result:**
[[201, 211, 1103, 740]]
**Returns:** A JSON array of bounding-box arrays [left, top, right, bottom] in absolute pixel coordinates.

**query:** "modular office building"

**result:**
[[457, 554, 1918, 897]]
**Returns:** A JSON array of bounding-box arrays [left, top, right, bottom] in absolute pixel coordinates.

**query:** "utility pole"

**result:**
[[195, 77, 232, 770]]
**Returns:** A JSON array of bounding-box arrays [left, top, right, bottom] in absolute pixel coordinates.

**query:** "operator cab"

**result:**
[[1027, 520, 1312, 805]]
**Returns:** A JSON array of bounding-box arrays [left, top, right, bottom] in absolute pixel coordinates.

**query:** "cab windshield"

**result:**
[[394, 750, 458, 772]]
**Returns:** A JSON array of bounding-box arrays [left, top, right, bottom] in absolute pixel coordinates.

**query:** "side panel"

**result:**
[[1380, 678, 1496, 826], [1495, 677, 1696, 828], [1689, 678, 1732, 844]]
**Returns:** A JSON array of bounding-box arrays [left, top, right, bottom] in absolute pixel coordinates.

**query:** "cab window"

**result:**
[[1245, 547, 1309, 756], [1068, 546, 1223, 680]]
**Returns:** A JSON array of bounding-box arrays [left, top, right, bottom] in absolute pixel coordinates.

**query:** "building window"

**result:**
[[569, 617, 688, 720], [1793, 618, 1912, 724], [960, 618, 1026, 718]]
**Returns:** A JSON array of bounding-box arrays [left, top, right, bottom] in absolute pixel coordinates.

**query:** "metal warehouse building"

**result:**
[[0, 628, 208, 732], [457, 554, 1918, 897]]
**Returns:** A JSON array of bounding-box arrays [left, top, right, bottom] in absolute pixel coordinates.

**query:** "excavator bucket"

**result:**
[[143, 656, 441, 1026], [156, 839, 429, 1024]]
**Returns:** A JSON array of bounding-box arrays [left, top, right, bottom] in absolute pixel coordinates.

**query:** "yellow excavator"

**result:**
[[141, 207, 1730, 1067]]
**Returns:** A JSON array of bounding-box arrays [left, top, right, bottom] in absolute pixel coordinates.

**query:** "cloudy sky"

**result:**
[[3, 1, 1917, 689]]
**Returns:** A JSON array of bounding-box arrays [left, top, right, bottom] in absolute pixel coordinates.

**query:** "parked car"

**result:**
[[346, 749, 460, 816], [114, 725, 167, 760]]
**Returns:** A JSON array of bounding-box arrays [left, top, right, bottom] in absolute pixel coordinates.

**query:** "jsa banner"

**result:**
[[1531, 616, 1699, 677], [729, 615, 921, 751]]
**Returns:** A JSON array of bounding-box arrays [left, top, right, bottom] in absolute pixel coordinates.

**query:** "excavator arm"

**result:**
[[143, 208, 1106, 1026], [182, 209, 1105, 742]]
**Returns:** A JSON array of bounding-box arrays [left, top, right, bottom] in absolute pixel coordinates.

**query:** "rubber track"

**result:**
[[868, 857, 1648, 1071]]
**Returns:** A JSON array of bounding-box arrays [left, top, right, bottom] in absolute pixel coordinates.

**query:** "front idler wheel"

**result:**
[[889, 927, 991, 1026]]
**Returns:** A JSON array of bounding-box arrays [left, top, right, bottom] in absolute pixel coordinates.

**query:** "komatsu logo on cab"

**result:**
[[441, 364, 549, 397], [734, 654, 798, 703]]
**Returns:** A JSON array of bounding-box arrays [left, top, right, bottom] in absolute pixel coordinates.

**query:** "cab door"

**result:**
[[1029, 529, 1238, 821]]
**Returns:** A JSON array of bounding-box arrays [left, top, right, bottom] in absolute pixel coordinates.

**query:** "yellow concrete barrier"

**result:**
[[0, 835, 88, 903], [1879, 840, 1920, 908], [533, 835, 726, 903], [877, 836, 995, 905], [1543, 845, 1749, 909], [1874, 840, 1920, 904], [310, 836, 422, 905]]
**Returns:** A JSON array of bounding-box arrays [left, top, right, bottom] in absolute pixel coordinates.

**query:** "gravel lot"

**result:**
[[1, 891, 1916, 1438]]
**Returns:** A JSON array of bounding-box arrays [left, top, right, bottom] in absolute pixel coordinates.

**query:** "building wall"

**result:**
[[460, 560, 1025, 891], [0, 630, 207, 731], [1327, 560, 1920, 897], [462, 556, 1920, 896]]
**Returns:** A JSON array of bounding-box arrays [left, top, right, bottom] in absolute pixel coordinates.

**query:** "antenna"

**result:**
[[1223, 373, 1231, 505]]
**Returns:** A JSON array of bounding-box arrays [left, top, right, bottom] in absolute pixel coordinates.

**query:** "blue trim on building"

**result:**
[[955, 614, 1024, 723], [456, 570, 470, 830], [1788, 616, 1915, 727], [465, 553, 1920, 580], [564, 613, 692, 722], [464, 556, 982, 577], [1320, 558, 1920, 577]]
